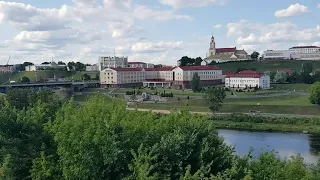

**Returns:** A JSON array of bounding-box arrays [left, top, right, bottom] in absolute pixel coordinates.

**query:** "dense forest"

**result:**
[[1, 89, 320, 179]]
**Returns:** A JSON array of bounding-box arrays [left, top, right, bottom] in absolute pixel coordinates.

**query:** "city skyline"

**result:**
[[0, 0, 320, 65]]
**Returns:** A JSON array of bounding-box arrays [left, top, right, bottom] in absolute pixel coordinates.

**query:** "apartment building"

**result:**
[[172, 66, 222, 89], [263, 46, 320, 61], [224, 70, 270, 89], [143, 67, 174, 88], [100, 68, 145, 88], [98, 56, 128, 70]]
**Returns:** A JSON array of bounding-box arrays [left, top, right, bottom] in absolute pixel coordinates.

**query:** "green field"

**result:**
[[115, 88, 203, 96], [217, 60, 320, 73], [271, 83, 312, 92]]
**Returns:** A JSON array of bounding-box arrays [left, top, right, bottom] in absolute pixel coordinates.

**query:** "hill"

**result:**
[[216, 60, 320, 73]]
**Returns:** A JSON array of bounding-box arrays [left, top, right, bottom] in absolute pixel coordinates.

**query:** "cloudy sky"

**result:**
[[0, 0, 320, 65]]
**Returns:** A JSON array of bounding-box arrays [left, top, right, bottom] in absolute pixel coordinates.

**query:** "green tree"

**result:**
[[67, 62, 75, 71], [300, 72, 314, 84], [194, 57, 203, 66], [270, 71, 277, 82], [57, 61, 66, 65], [20, 76, 30, 83], [203, 87, 226, 113], [250, 51, 260, 60], [75, 62, 86, 71], [302, 62, 313, 74], [288, 71, 300, 83], [82, 73, 91, 80], [313, 71, 320, 82], [191, 72, 201, 92], [274, 71, 288, 83], [310, 82, 320, 105]]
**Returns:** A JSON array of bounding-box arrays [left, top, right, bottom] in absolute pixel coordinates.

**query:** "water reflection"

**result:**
[[218, 129, 320, 164]]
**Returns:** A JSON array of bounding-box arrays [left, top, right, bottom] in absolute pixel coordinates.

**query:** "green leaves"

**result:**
[[203, 87, 226, 113], [310, 82, 320, 105]]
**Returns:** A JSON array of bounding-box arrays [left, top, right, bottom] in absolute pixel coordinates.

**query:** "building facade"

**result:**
[[0, 66, 15, 73], [224, 70, 270, 89], [25, 62, 66, 71], [98, 56, 128, 70], [172, 66, 222, 89], [128, 62, 155, 68], [100, 68, 145, 88], [263, 50, 291, 60], [143, 67, 174, 88], [86, 64, 99, 71]]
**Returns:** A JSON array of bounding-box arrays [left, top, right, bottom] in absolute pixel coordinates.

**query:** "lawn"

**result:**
[[216, 60, 320, 73], [115, 88, 204, 96], [271, 84, 312, 93], [7, 71, 73, 82], [68, 71, 99, 81], [82, 88, 110, 93], [135, 94, 320, 115]]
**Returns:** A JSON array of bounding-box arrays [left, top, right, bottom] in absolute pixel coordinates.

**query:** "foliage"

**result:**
[[67, 62, 86, 71], [288, 71, 299, 83], [191, 72, 201, 92], [82, 73, 91, 80], [302, 62, 313, 74], [274, 71, 288, 83], [203, 87, 226, 113], [250, 51, 260, 60], [310, 82, 320, 105], [41, 62, 50, 65], [179, 56, 202, 66], [313, 71, 320, 82], [300, 72, 314, 84], [57, 61, 66, 65], [20, 76, 30, 83], [16, 62, 34, 71]]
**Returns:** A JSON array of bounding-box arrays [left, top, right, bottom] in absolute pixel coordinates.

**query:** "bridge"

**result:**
[[0, 81, 100, 94]]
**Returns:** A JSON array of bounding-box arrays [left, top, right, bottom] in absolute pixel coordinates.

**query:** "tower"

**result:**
[[208, 35, 216, 57]]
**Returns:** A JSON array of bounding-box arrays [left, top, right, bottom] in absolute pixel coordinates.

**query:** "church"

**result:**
[[202, 36, 249, 65]]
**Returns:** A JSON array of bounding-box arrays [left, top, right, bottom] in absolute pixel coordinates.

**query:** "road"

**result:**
[[126, 108, 320, 118]]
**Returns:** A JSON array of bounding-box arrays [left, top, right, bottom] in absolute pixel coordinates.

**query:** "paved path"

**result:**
[[126, 108, 320, 118]]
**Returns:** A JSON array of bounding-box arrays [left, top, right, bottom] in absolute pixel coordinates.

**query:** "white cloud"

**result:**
[[237, 33, 257, 44], [159, 0, 224, 9], [275, 3, 309, 18], [131, 41, 183, 53], [133, 5, 192, 21], [214, 24, 222, 29], [318, 4, 320, 8]]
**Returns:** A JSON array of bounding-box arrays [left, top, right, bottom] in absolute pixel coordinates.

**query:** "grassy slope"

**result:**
[[216, 60, 320, 73]]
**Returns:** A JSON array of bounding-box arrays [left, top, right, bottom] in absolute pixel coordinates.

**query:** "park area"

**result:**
[[73, 83, 320, 116]]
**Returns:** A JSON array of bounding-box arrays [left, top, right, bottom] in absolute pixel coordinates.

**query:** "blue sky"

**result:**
[[0, 0, 320, 65]]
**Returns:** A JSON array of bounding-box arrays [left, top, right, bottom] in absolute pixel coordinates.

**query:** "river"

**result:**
[[218, 129, 320, 164]]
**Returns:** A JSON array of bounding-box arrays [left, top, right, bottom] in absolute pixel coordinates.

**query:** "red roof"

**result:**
[[110, 68, 144, 72], [216, 47, 236, 53], [144, 67, 174, 71], [226, 71, 264, 78], [128, 62, 146, 64], [279, 69, 294, 75], [290, 46, 320, 49], [179, 66, 221, 71], [144, 79, 172, 82], [239, 70, 257, 74], [222, 72, 234, 76]]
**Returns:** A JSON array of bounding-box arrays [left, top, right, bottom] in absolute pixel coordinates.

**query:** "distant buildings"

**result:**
[[100, 66, 223, 89], [0, 65, 16, 73], [128, 62, 155, 68], [98, 56, 128, 70], [224, 70, 270, 89], [86, 64, 99, 72], [263, 46, 320, 61], [202, 36, 249, 64], [25, 62, 66, 71]]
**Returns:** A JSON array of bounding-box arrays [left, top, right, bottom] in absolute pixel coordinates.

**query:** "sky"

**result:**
[[0, 0, 320, 65]]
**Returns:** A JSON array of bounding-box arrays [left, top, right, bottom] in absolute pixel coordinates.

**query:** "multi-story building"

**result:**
[[172, 66, 222, 89], [98, 56, 128, 70], [143, 67, 174, 88], [100, 68, 145, 88], [128, 62, 155, 68], [0, 66, 15, 73], [289, 46, 320, 60], [25, 62, 66, 71], [224, 70, 270, 89], [263, 50, 291, 60]]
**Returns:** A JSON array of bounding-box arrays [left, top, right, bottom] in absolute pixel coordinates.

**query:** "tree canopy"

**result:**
[[310, 82, 320, 105], [191, 72, 201, 92], [179, 56, 202, 66], [250, 51, 260, 60], [203, 87, 226, 113]]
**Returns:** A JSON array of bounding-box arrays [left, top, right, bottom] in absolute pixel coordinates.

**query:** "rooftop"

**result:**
[[128, 62, 146, 64], [178, 66, 221, 71], [109, 68, 144, 72], [289, 46, 320, 49], [216, 47, 236, 53], [144, 67, 175, 71], [226, 70, 265, 78]]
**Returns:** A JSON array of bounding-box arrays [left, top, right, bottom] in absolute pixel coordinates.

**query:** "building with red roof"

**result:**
[[224, 70, 270, 89], [128, 62, 154, 68]]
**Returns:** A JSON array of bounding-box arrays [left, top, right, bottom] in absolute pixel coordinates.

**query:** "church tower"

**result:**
[[208, 35, 216, 57]]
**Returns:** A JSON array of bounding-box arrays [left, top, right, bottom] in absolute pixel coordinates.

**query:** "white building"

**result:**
[[224, 70, 270, 89], [172, 66, 223, 89], [143, 67, 174, 88], [289, 46, 320, 60], [263, 50, 291, 60], [128, 62, 154, 68], [86, 64, 99, 71], [98, 56, 128, 70], [25, 62, 66, 71], [100, 68, 145, 88]]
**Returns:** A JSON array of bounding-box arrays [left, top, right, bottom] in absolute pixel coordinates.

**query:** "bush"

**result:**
[[187, 96, 190, 99]]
